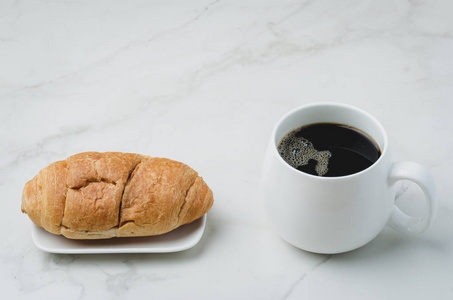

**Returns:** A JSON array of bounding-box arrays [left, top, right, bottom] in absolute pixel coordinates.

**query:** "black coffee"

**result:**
[[277, 123, 381, 177]]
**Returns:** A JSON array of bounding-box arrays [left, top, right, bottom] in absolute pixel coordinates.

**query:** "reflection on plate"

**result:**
[[31, 215, 207, 254]]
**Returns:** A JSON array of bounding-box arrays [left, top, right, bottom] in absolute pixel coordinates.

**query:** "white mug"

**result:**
[[261, 102, 437, 254]]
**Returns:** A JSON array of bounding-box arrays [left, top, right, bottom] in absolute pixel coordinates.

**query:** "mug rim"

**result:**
[[271, 102, 389, 180]]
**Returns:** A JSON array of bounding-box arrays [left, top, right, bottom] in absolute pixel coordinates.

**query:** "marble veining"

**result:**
[[282, 255, 332, 300], [1, 0, 453, 299]]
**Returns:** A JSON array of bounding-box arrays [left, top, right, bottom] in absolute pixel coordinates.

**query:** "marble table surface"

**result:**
[[1, 0, 452, 299]]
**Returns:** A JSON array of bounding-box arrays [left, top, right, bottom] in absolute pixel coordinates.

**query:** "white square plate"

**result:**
[[31, 215, 207, 254]]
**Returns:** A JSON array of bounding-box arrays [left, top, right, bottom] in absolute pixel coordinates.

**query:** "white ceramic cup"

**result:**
[[261, 102, 437, 254]]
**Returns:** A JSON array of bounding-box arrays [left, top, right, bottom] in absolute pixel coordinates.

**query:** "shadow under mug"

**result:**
[[261, 102, 437, 254]]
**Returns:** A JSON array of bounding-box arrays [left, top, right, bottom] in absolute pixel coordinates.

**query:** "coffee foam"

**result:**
[[278, 130, 331, 176]]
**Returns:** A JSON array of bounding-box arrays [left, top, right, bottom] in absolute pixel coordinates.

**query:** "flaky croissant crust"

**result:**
[[21, 152, 213, 239]]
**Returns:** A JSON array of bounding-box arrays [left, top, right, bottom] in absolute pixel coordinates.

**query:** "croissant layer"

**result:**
[[21, 152, 213, 239]]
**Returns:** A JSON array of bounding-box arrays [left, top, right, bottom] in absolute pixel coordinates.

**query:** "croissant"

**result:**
[[21, 152, 214, 239]]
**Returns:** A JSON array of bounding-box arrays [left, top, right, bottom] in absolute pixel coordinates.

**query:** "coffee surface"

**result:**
[[277, 123, 381, 177]]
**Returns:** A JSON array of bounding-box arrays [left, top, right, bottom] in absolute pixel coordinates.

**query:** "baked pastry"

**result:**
[[21, 152, 213, 239]]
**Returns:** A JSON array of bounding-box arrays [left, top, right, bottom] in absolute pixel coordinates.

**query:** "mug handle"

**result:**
[[388, 162, 438, 234]]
